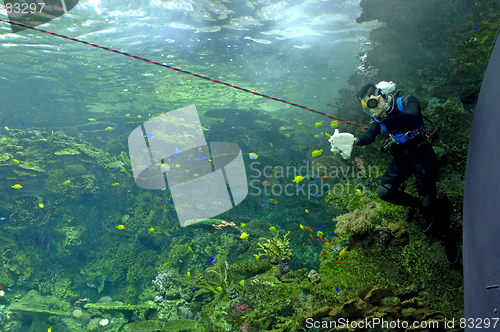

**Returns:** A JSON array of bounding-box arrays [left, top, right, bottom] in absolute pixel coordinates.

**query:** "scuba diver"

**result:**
[[329, 81, 459, 264]]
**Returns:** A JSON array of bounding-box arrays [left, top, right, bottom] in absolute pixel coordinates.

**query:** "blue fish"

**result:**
[[368, 181, 373, 184], [169, 147, 180, 160], [317, 225, 324, 228], [167, 201, 171, 204], [196, 317, 199, 321], [335, 287, 339, 291], [263, 202, 266, 207], [146, 132, 153, 138], [210, 257, 215, 264], [314, 178, 319, 181], [198, 155, 210, 162], [20, 122, 25, 125], [473, 25, 478, 28]]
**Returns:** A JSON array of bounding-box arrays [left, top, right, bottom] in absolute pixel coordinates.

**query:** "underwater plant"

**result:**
[[255, 231, 292, 264]]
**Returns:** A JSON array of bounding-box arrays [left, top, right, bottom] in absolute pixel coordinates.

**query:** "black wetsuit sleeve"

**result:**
[[356, 120, 380, 146]]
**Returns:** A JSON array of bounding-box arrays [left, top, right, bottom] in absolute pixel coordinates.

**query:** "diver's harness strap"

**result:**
[[377, 96, 432, 153]]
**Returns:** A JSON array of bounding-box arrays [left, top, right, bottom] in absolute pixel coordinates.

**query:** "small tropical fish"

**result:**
[[148, 227, 155, 233], [161, 163, 170, 172], [170, 147, 180, 159], [356, 189, 362, 194], [146, 132, 153, 138], [198, 155, 210, 161], [269, 143, 273, 147], [270, 198, 278, 204], [125, 114, 130, 117], [1, 137, 6, 141], [325, 132, 331, 138], [105, 126, 115, 130], [269, 226, 278, 233], [188, 246, 193, 252], [322, 176, 329, 178], [285, 133, 290, 137], [187, 271, 191, 277], [263, 202, 267, 207], [314, 122, 323, 128], [48, 328, 52, 332], [225, 260, 230, 269], [193, 174, 199, 177], [309, 233, 314, 241], [324, 237, 332, 244], [239, 280, 245, 287], [63, 180, 71, 185], [335, 261, 345, 264], [292, 176, 304, 183], [0, 285, 5, 291], [317, 225, 324, 228], [336, 287, 339, 291], [39, 203, 44, 208], [137, 115, 142, 118], [116, 225, 125, 230], [339, 248, 346, 259], [330, 120, 338, 128], [210, 257, 215, 264], [111, 183, 120, 186], [261, 181, 269, 184], [12, 159, 18, 164], [300, 224, 305, 230], [317, 231, 324, 238], [175, 164, 181, 168], [305, 226, 313, 232], [240, 232, 249, 240], [216, 286, 222, 292], [312, 149, 323, 157], [314, 178, 319, 181], [240, 223, 246, 227], [88, 118, 96, 121], [248, 152, 258, 160], [11, 184, 22, 189], [314, 135, 319, 138], [305, 209, 309, 214], [105, 161, 125, 168], [254, 254, 260, 261], [4, 126, 8, 131], [195, 317, 199, 321]]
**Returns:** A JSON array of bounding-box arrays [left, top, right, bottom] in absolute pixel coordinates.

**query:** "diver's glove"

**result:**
[[328, 129, 354, 159]]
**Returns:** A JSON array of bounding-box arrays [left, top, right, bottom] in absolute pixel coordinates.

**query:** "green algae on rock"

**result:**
[[8, 290, 71, 316]]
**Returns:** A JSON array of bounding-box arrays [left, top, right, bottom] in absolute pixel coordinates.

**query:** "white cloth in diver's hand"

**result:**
[[328, 129, 354, 159]]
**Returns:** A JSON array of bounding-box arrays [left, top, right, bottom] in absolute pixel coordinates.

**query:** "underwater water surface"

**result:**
[[0, 0, 498, 330]]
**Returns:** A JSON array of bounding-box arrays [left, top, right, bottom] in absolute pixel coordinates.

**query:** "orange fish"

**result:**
[[304, 226, 313, 232], [0, 285, 5, 291], [309, 234, 314, 241], [261, 181, 269, 184], [324, 237, 332, 244], [315, 164, 321, 167], [321, 176, 329, 178], [335, 261, 344, 264]]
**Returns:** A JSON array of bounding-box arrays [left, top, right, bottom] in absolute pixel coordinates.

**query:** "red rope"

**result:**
[[1, 19, 369, 130]]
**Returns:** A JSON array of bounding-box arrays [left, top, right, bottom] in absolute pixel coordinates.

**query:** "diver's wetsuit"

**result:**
[[356, 95, 446, 234]]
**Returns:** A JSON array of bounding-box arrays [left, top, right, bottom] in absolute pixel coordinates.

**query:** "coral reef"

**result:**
[[255, 231, 292, 264], [333, 204, 377, 237]]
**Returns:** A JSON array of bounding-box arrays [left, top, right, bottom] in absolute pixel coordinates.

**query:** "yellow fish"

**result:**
[[148, 227, 155, 233], [285, 133, 290, 137], [125, 114, 130, 117], [2, 137, 6, 141], [312, 149, 323, 157], [239, 280, 245, 287], [240, 232, 249, 240], [300, 224, 305, 230], [12, 159, 19, 164], [39, 203, 44, 208], [63, 180, 71, 185], [305, 209, 309, 213], [248, 153, 258, 160], [270, 198, 278, 204], [88, 118, 96, 121], [137, 115, 142, 118], [269, 143, 273, 147], [240, 223, 246, 227], [330, 120, 339, 128], [292, 176, 304, 183], [4, 126, 8, 131], [187, 271, 191, 277], [339, 248, 346, 259], [188, 246, 193, 252], [111, 183, 120, 186], [11, 184, 22, 189], [325, 132, 331, 138], [216, 286, 222, 292], [116, 225, 125, 230], [317, 231, 323, 238], [48, 328, 52, 332], [105, 126, 115, 130], [193, 174, 199, 177], [314, 122, 323, 128], [314, 135, 319, 138], [254, 254, 260, 261], [269, 226, 278, 233], [356, 189, 362, 194]]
